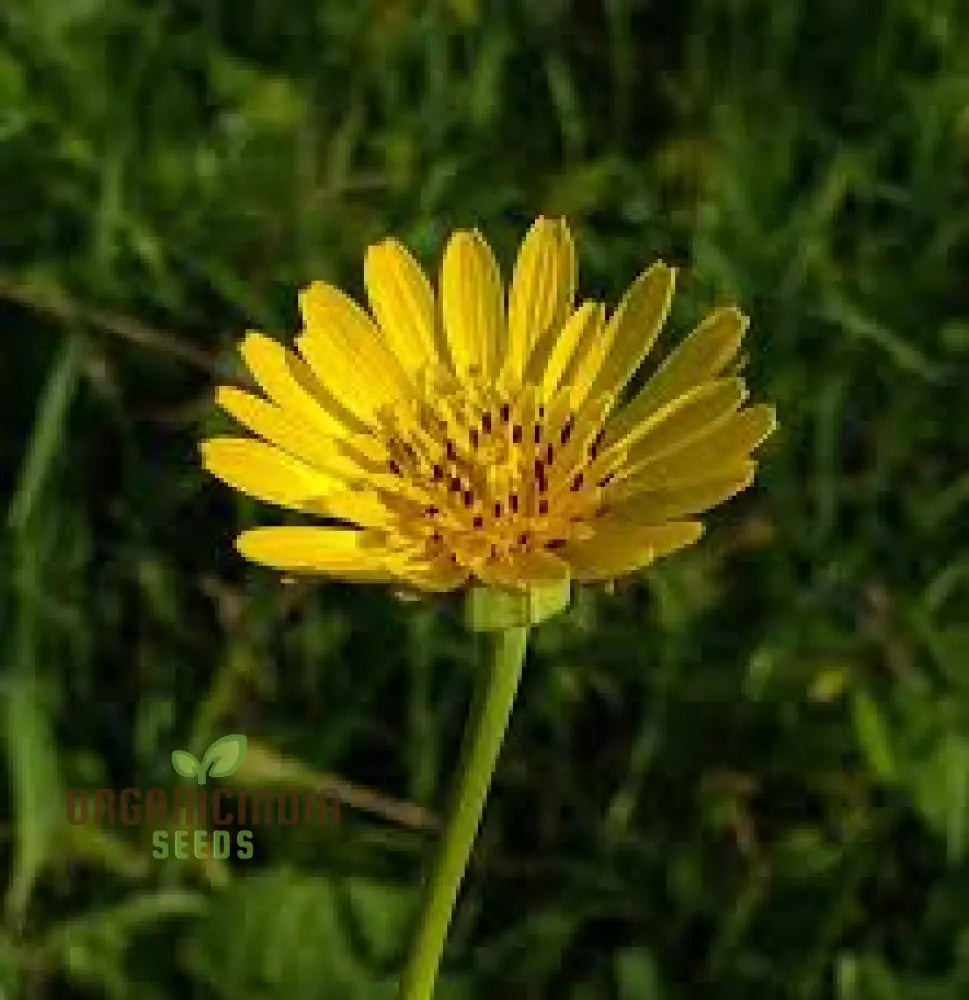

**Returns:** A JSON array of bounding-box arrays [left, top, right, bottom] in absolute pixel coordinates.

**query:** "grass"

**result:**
[[2, 0, 969, 996]]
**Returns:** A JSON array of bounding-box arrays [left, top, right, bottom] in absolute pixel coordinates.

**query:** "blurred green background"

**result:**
[[3, 0, 969, 997]]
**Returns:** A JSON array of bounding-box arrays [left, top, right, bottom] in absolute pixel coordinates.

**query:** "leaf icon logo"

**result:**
[[171, 734, 248, 785], [171, 749, 201, 781]]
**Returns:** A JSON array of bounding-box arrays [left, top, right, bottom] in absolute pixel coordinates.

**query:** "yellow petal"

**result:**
[[605, 306, 747, 445], [236, 526, 393, 578], [215, 386, 375, 481], [239, 332, 356, 438], [560, 520, 704, 580], [297, 281, 412, 423], [585, 262, 677, 405], [201, 436, 342, 512], [317, 489, 397, 529], [525, 300, 604, 401], [505, 218, 576, 383], [440, 230, 505, 381], [607, 463, 757, 523], [610, 404, 776, 500], [606, 377, 749, 464], [201, 437, 392, 527], [364, 238, 439, 373], [392, 553, 469, 593]]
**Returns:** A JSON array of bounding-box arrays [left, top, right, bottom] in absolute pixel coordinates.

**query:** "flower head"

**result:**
[[201, 218, 775, 593]]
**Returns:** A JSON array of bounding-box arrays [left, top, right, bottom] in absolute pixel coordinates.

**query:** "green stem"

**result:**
[[397, 624, 529, 1000]]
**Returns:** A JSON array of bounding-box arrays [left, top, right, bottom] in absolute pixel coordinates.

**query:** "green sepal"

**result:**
[[464, 579, 571, 632]]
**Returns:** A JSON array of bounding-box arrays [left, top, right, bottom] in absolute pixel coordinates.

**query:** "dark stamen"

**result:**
[[449, 476, 462, 492], [494, 501, 502, 517], [538, 498, 549, 515], [500, 403, 511, 423], [462, 490, 474, 508], [388, 460, 402, 476], [571, 472, 584, 492], [545, 444, 554, 464], [472, 515, 484, 528], [446, 440, 457, 461], [482, 412, 493, 433], [547, 538, 566, 549], [512, 424, 523, 444], [432, 464, 444, 481], [509, 494, 520, 513], [533, 423, 542, 444], [469, 428, 480, 448]]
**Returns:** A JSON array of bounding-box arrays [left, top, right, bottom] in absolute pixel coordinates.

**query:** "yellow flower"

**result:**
[[200, 218, 775, 593]]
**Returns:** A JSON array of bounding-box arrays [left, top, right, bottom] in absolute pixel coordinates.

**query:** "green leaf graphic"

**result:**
[[200, 734, 248, 783], [171, 749, 201, 780]]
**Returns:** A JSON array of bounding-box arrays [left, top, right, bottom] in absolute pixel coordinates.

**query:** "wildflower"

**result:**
[[200, 218, 774, 593], [198, 218, 777, 1000]]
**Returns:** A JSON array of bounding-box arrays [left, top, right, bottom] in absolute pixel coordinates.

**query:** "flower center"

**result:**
[[376, 369, 618, 570]]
